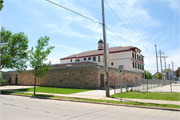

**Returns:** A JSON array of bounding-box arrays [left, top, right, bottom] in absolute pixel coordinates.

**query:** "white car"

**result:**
[[174, 80, 180, 84]]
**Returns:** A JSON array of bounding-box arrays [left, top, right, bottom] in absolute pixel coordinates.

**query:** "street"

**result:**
[[0, 95, 179, 120]]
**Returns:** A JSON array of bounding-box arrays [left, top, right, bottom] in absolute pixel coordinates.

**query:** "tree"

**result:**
[[156, 72, 162, 79], [29, 36, 54, 94], [144, 70, 153, 79], [175, 68, 179, 78], [0, 0, 4, 11], [0, 27, 29, 72]]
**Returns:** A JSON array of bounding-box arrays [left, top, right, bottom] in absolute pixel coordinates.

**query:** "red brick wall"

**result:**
[[3, 63, 141, 89], [97, 67, 141, 88]]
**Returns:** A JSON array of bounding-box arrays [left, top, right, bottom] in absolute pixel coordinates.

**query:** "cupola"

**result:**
[[98, 39, 104, 50]]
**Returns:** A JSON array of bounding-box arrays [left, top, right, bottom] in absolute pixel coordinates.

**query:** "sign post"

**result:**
[[168, 71, 173, 92], [118, 65, 124, 102]]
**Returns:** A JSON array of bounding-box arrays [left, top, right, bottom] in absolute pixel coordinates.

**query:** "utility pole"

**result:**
[[162, 56, 168, 80], [155, 44, 159, 86], [172, 61, 174, 81], [101, 0, 110, 97], [159, 50, 165, 85], [159, 50, 163, 73]]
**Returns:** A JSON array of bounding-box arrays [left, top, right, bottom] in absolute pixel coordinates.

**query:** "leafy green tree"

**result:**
[[29, 36, 54, 94], [0, 27, 29, 72], [0, 0, 4, 11], [156, 73, 162, 79], [175, 68, 179, 77], [144, 70, 152, 79]]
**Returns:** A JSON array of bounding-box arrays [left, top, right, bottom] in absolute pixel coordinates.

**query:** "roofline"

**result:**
[[60, 49, 134, 60]]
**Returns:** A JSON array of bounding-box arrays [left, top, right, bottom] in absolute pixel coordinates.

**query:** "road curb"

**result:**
[[1, 93, 180, 112]]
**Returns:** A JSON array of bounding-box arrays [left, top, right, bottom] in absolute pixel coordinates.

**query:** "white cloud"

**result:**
[[49, 42, 82, 55], [168, 0, 179, 11]]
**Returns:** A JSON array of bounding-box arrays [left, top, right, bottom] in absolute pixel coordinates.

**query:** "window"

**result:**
[[71, 59, 72, 62], [83, 58, 86, 61], [88, 57, 91, 61], [75, 59, 80, 62], [139, 56, 140, 61], [93, 57, 96, 62], [135, 54, 136, 59], [137, 55, 139, 60], [138, 63, 139, 69], [111, 62, 113, 65], [98, 56, 100, 62], [140, 64, 141, 69], [132, 52, 134, 58], [133, 62, 134, 68], [142, 58, 143, 63]]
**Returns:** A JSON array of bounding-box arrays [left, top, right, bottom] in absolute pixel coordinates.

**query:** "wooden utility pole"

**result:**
[[159, 50, 163, 73], [101, 0, 110, 97], [172, 61, 174, 81], [162, 56, 168, 80], [155, 44, 159, 86]]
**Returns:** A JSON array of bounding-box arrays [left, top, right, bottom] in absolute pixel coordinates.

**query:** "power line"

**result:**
[[76, 0, 102, 15], [47, 0, 155, 63], [46, 0, 102, 25], [125, 3, 155, 43], [104, 0, 155, 56], [105, 25, 155, 63]]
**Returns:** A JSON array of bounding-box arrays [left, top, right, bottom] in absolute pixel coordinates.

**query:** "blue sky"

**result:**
[[1, 0, 179, 74]]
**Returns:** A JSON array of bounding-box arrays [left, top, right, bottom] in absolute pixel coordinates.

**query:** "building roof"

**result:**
[[152, 72, 165, 77], [98, 39, 103, 44], [60, 46, 144, 60]]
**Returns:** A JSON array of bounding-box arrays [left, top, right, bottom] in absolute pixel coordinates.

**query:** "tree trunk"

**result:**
[[34, 68, 37, 95], [34, 76, 36, 95]]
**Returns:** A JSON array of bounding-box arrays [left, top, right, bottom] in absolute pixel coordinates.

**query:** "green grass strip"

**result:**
[[16, 86, 94, 94], [111, 92, 180, 101], [1, 79, 8, 83], [1, 90, 179, 109]]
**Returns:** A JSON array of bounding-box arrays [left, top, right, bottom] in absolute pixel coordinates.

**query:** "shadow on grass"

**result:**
[[16, 88, 30, 91], [1, 90, 14, 94], [1, 90, 54, 99], [31, 94, 54, 99]]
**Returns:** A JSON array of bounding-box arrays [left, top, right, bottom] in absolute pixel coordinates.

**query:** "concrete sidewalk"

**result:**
[[2, 90, 180, 106], [1, 85, 180, 106]]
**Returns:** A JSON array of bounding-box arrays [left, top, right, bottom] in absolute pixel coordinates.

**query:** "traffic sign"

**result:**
[[168, 71, 174, 76], [118, 65, 124, 73], [104, 66, 108, 72]]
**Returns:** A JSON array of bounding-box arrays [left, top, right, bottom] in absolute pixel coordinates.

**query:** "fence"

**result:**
[[114, 79, 174, 94]]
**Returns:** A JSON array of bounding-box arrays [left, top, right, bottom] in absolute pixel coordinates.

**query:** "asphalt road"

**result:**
[[0, 95, 179, 120]]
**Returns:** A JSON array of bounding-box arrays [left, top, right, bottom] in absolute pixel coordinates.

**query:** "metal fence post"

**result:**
[[135, 78, 137, 91], [147, 79, 148, 92], [170, 79, 172, 92], [131, 79, 133, 91], [127, 79, 128, 91], [143, 79, 144, 90], [114, 78, 116, 94], [138, 79, 139, 91], [151, 79, 152, 88]]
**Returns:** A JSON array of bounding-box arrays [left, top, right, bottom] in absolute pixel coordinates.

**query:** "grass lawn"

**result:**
[[1, 79, 8, 83], [111, 92, 180, 101], [16, 86, 94, 94], [1, 90, 179, 109]]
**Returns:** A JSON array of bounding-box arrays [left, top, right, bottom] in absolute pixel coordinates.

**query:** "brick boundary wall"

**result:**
[[2, 64, 99, 89], [97, 66, 141, 88], [2, 62, 142, 89]]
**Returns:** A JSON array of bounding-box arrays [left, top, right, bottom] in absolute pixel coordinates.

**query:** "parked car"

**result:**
[[174, 80, 180, 84]]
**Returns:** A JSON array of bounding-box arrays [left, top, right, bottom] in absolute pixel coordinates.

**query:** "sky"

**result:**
[[0, 0, 180, 74]]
